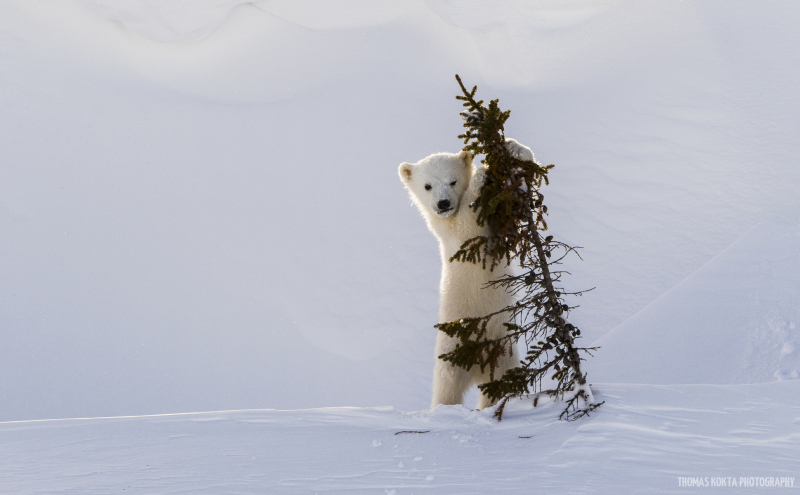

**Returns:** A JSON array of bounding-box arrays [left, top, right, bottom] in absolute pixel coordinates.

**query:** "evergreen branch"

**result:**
[[434, 75, 602, 422]]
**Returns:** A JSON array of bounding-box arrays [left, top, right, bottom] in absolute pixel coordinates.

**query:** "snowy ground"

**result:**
[[3, 381, 799, 494], [2, 0, 800, 492]]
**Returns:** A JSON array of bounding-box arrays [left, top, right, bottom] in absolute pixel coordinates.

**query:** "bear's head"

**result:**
[[398, 150, 473, 219]]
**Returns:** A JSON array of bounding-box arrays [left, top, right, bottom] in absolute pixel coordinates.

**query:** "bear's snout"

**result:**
[[437, 199, 452, 211]]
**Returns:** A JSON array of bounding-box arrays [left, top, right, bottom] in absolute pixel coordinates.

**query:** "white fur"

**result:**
[[399, 145, 523, 410], [504, 137, 535, 163]]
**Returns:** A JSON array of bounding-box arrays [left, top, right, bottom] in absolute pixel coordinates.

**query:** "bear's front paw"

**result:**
[[504, 137, 535, 163], [469, 166, 488, 191]]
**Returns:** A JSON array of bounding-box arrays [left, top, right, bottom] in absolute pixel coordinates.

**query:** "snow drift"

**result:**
[[590, 216, 800, 385], [2, 0, 800, 423]]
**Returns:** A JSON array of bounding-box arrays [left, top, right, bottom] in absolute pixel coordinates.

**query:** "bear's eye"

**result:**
[[450, 180, 457, 186], [424, 184, 432, 191]]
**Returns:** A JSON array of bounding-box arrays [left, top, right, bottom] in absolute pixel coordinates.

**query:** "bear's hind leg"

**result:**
[[474, 344, 520, 410], [476, 389, 496, 410], [431, 360, 471, 408]]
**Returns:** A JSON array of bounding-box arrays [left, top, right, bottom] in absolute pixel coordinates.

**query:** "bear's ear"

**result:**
[[398, 162, 414, 183], [457, 149, 474, 167]]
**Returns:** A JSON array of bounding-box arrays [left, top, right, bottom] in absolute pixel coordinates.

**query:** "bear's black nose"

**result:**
[[437, 199, 451, 210]]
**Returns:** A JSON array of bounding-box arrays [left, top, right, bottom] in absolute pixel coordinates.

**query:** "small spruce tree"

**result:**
[[434, 75, 603, 421]]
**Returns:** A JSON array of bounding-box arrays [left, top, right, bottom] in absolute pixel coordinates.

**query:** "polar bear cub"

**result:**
[[399, 139, 533, 409]]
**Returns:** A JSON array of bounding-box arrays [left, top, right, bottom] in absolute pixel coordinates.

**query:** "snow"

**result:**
[[590, 217, 800, 385], [3, 383, 798, 493], [75, 0, 252, 42], [2, 0, 800, 492]]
